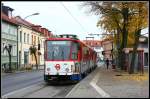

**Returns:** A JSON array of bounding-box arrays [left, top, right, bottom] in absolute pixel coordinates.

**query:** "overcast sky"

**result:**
[[2, 1, 148, 40], [2, 1, 106, 40]]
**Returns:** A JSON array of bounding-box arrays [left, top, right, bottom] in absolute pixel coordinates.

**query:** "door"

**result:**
[[24, 51, 29, 65]]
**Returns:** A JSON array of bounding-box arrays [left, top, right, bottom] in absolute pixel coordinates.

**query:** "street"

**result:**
[[1, 70, 44, 95], [1, 70, 76, 98], [1, 64, 149, 98], [1, 1, 149, 98]]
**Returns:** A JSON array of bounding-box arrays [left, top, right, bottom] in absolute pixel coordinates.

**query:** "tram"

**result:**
[[44, 34, 97, 83]]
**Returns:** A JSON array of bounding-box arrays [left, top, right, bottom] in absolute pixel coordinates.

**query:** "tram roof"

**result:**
[[46, 37, 79, 42]]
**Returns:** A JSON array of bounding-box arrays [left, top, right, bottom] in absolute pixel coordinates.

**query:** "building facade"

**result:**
[[1, 4, 19, 70], [1, 4, 54, 70], [101, 38, 113, 61], [15, 16, 53, 68], [15, 16, 33, 68], [82, 40, 103, 60]]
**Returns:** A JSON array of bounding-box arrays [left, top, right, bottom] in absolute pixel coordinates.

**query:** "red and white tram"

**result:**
[[44, 35, 97, 83]]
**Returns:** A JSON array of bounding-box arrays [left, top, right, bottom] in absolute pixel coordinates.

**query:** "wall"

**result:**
[[1, 21, 18, 69]]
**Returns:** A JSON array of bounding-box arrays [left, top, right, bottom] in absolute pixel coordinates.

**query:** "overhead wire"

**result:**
[[60, 2, 89, 33]]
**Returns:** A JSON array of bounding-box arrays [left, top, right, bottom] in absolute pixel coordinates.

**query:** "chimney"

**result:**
[[2, 4, 14, 18]]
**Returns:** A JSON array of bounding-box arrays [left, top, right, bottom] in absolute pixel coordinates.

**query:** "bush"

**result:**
[[19, 67, 26, 71], [25, 66, 32, 70]]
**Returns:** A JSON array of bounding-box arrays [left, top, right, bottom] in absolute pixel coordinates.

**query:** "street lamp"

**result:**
[[24, 13, 40, 19]]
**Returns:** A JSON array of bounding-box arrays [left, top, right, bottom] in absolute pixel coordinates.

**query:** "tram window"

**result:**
[[71, 43, 78, 60], [46, 41, 71, 60]]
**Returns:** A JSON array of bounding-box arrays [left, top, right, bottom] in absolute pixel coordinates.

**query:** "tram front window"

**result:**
[[46, 41, 71, 60]]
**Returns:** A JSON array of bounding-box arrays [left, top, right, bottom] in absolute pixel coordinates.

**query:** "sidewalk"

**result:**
[[1, 66, 44, 76], [66, 65, 149, 98]]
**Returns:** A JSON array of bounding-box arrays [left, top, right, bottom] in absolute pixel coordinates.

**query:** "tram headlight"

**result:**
[[71, 65, 75, 72], [75, 63, 80, 73]]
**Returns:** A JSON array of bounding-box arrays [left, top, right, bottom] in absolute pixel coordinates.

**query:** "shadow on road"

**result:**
[[45, 80, 78, 86]]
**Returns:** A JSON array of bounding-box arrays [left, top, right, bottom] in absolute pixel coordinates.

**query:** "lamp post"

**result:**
[[24, 13, 40, 20], [18, 12, 40, 70]]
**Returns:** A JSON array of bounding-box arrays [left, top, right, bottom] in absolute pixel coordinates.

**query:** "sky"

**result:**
[[2, 1, 148, 40], [2, 1, 104, 40]]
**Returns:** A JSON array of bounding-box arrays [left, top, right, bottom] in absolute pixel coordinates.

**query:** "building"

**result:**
[[122, 35, 148, 72], [138, 35, 148, 68], [15, 16, 53, 68], [1, 4, 19, 70], [101, 37, 113, 61], [15, 16, 34, 68], [82, 40, 103, 60]]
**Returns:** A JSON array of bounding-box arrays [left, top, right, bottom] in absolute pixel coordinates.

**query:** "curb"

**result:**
[[1, 69, 43, 76]]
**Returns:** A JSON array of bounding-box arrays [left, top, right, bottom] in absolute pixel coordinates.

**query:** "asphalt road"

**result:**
[[1, 70, 76, 98], [1, 70, 44, 95]]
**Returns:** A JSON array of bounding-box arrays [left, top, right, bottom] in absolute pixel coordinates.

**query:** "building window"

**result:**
[[9, 26, 17, 36], [27, 34, 29, 44], [2, 22, 9, 33], [32, 35, 33, 45], [2, 43, 5, 55], [34, 36, 36, 45], [24, 33, 26, 43], [38, 37, 39, 44], [14, 45, 16, 56], [41, 40, 42, 48], [20, 31, 22, 42]]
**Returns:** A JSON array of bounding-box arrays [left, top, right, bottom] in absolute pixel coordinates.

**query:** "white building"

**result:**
[[15, 16, 53, 68]]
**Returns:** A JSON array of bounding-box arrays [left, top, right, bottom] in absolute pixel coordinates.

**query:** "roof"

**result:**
[[15, 16, 34, 27], [1, 12, 18, 26], [46, 37, 78, 41], [82, 40, 102, 47], [15, 16, 42, 33], [2, 5, 14, 11]]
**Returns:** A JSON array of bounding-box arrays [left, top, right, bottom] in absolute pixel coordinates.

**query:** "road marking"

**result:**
[[2, 82, 44, 98], [90, 71, 110, 97], [65, 82, 80, 98]]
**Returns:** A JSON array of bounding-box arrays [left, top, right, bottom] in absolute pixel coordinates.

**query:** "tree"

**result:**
[[3, 44, 12, 72], [29, 45, 38, 70], [83, 1, 131, 70], [129, 2, 148, 74], [82, 1, 148, 72]]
